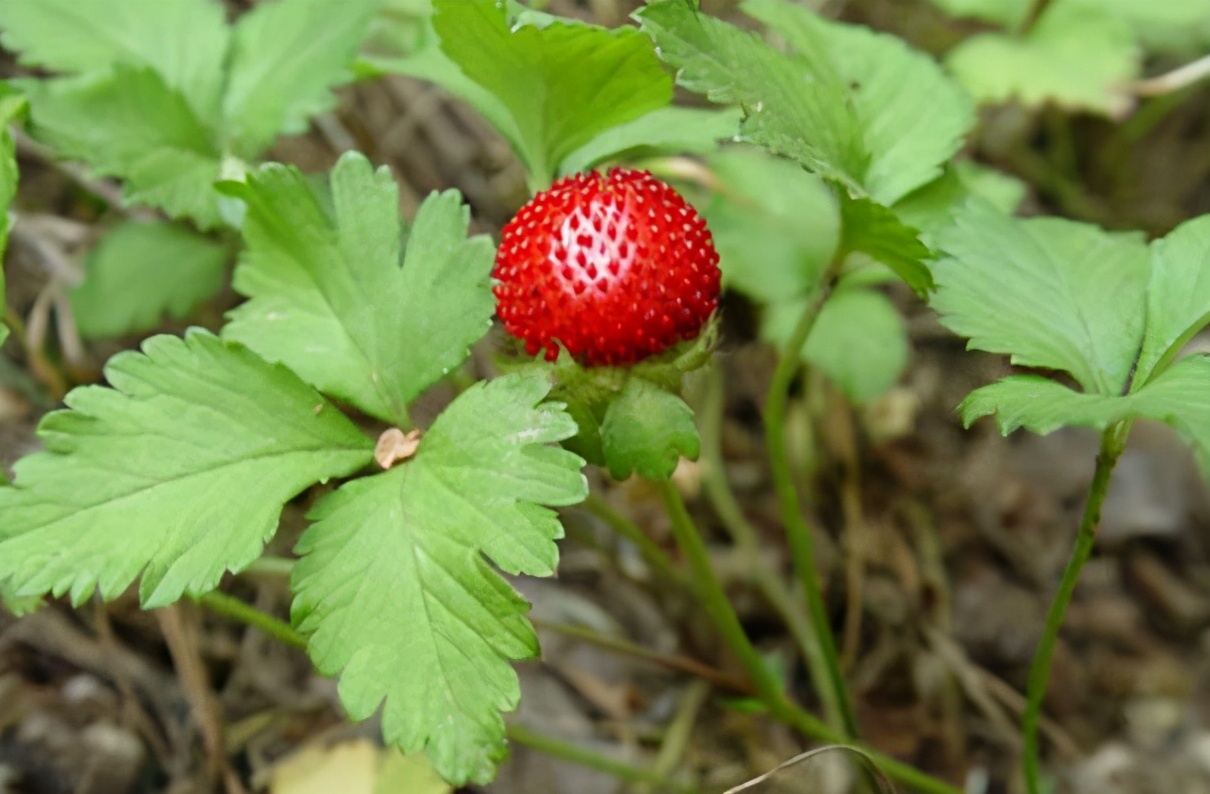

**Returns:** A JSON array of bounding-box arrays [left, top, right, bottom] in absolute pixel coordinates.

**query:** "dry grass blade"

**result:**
[[724, 744, 898, 794]]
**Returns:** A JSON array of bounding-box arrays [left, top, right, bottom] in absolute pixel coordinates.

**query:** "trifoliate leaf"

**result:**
[[945, 3, 1139, 117], [0, 0, 229, 122], [959, 374, 1129, 434], [0, 87, 19, 347], [742, 0, 975, 205], [222, 152, 495, 425], [838, 192, 933, 294], [291, 373, 587, 785], [432, 0, 672, 185], [71, 222, 228, 339], [600, 378, 699, 480], [0, 330, 372, 608], [1134, 215, 1210, 386], [703, 147, 839, 303], [558, 106, 743, 177], [932, 201, 1149, 395], [637, 0, 867, 195], [927, 0, 1030, 28], [20, 68, 223, 228], [223, 0, 378, 157], [765, 288, 909, 404]]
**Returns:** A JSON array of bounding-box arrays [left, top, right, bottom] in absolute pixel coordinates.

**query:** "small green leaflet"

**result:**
[[600, 378, 699, 480], [894, 161, 1027, 240], [0, 0, 230, 121], [431, 0, 672, 186], [838, 192, 933, 294], [932, 201, 1149, 395], [72, 221, 229, 339], [19, 68, 224, 228], [961, 356, 1210, 478], [0, 85, 21, 347], [0, 330, 372, 608], [945, 3, 1139, 117], [291, 373, 587, 785], [742, 0, 975, 206], [1134, 215, 1210, 386], [703, 146, 839, 304], [637, 0, 867, 195], [223, 0, 379, 157], [222, 152, 495, 426], [764, 288, 909, 404]]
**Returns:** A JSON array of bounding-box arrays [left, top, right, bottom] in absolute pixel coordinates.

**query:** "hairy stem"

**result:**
[[1022, 420, 1131, 794], [763, 274, 858, 737], [195, 591, 307, 650], [657, 480, 959, 794]]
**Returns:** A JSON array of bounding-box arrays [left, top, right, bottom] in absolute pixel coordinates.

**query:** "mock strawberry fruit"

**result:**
[[493, 168, 721, 366]]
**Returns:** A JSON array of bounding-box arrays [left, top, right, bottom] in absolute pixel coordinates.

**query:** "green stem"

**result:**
[[700, 365, 844, 728], [763, 274, 858, 737], [1022, 421, 1131, 794], [195, 591, 307, 650], [583, 491, 689, 587], [657, 480, 960, 794], [506, 723, 699, 793]]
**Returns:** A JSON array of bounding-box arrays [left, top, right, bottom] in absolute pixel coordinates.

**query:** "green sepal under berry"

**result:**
[[290, 372, 587, 785], [600, 377, 700, 481], [0, 330, 373, 609]]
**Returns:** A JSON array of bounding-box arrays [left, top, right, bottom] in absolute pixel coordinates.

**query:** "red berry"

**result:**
[[492, 168, 721, 366]]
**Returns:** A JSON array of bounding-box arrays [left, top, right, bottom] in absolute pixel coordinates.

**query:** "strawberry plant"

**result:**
[[4, 0, 1210, 792]]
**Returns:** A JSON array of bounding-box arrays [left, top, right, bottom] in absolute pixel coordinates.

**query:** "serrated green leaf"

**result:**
[[0, 330, 372, 608], [559, 105, 742, 177], [962, 355, 1210, 479], [71, 222, 228, 339], [945, 3, 1139, 116], [20, 68, 223, 228], [432, 0, 671, 185], [600, 378, 699, 480], [703, 147, 839, 303], [743, 0, 975, 205], [1130, 354, 1210, 476], [765, 288, 909, 404], [637, 0, 867, 195], [223, 152, 495, 425], [959, 374, 1128, 433], [927, 0, 1030, 28], [224, 0, 378, 156], [0, 0, 229, 122], [838, 191, 933, 294], [933, 201, 1148, 394], [291, 373, 586, 785], [1134, 215, 1210, 387]]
